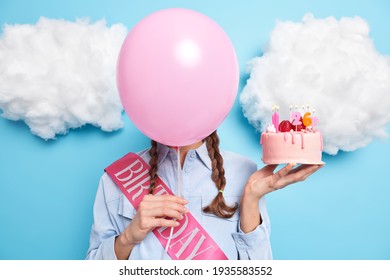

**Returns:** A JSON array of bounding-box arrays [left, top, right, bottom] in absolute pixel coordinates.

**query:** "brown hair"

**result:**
[[148, 130, 238, 218]]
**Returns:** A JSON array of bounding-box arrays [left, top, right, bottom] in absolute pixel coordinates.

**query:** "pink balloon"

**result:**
[[117, 8, 239, 146]]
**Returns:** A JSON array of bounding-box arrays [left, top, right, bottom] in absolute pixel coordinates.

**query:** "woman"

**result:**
[[86, 131, 321, 260]]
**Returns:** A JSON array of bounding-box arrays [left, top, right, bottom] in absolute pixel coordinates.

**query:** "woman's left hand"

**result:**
[[245, 163, 323, 200], [239, 163, 323, 233]]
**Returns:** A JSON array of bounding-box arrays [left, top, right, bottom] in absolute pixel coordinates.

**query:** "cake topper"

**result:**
[[271, 104, 318, 132]]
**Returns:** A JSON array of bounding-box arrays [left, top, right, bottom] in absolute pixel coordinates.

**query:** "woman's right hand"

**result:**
[[114, 194, 188, 259]]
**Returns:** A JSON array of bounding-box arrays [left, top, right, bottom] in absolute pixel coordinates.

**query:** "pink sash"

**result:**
[[105, 152, 228, 260]]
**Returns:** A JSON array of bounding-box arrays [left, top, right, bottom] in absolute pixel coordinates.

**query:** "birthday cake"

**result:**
[[261, 106, 324, 165]]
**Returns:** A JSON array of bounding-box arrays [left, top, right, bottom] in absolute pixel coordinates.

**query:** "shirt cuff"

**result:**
[[231, 222, 269, 251], [99, 235, 118, 260]]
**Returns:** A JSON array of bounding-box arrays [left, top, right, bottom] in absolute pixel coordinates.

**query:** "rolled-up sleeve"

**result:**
[[86, 176, 118, 260], [231, 197, 273, 260]]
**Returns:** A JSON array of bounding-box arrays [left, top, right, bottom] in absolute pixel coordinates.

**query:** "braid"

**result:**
[[148, 140, 159, 194], [148, 132, 237, 218], [203, 131, 238, 218]]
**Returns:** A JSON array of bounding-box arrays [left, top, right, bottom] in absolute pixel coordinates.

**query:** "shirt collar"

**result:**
[[156, 142, 170, 166], [156, 142, 212, 170], [195, 142, 212, 170]]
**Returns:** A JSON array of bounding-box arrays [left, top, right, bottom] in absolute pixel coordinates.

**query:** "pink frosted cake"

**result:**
[[260, 106, 324, 165]]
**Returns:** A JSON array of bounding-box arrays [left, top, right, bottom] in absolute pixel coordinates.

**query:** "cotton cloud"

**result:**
[[0, 17, 127, 139], [240, 14, 390, 155]]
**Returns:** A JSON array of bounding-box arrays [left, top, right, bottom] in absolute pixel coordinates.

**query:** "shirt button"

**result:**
[[190, 152, 196, 158], [184, 167, 190, 173], [237, 239, 244, 245]]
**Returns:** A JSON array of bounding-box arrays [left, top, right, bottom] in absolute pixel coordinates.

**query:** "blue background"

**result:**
[[0, 0, 389, 260]]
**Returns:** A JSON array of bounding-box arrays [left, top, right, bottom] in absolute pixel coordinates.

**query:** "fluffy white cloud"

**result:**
[[240, 14, 390, 155], [0, 17, 127, 139]]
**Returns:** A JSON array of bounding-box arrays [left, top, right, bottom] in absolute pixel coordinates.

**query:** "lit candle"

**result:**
[[291, 109, 302, 131], [302, 104, 312, 128], [302, 112, 312, 127], [291, 111, 302, 126], [272, 105, 279, 132]]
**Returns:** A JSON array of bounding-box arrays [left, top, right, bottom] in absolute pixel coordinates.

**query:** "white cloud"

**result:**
[[240, 14, 390, 155], [0, 17, 127, 139]]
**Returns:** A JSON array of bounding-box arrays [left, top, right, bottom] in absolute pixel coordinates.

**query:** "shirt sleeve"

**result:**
[[86, 175, 118, 260], [231, 197, 273, 260]]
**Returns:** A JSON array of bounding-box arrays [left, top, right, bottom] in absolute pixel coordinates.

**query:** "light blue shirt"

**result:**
[[86, 142, 272, 260]]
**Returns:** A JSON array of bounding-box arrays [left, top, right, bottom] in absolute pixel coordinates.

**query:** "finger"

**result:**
[[140, 217, 180, 230], [143, 194, 188, 205], [147, 207, 184, 220], [275, 165, 321, 189], [143, 197, 189, 213], [297, 165, 322, 181], [274, 163, 296, 179], [287, 164, 319, 174], [267, 163, 296, 191], [288, 164, 322, 177], [153, 218, 180, 229], [141, 204, 188, 220], [262, 164, 279, 173]]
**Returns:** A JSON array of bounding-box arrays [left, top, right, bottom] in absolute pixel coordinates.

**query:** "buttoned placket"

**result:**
[[181, 150, 196, 197]]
